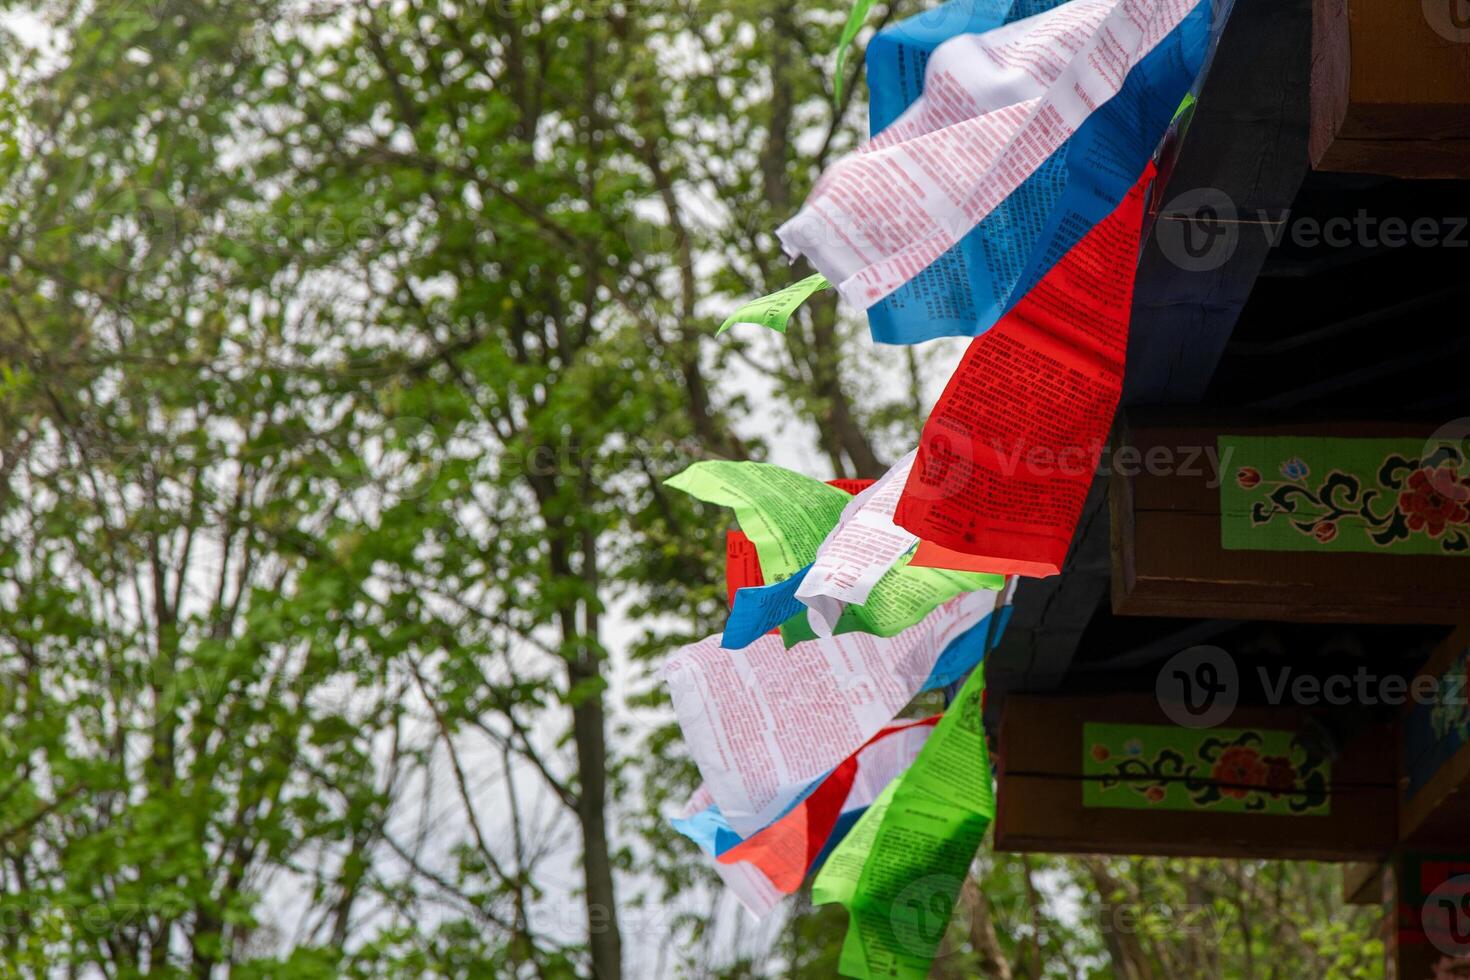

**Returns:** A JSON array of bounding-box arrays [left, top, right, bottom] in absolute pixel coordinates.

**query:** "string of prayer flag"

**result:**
[[657, 0, 1233, 959]]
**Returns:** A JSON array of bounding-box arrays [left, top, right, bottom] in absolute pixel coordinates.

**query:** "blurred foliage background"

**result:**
[[0, 0, 1381, 976]]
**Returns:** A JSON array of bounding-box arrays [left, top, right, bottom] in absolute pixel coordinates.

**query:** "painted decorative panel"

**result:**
[[1218, 435, 1470, 555], [1082, 723, 1331, 815]]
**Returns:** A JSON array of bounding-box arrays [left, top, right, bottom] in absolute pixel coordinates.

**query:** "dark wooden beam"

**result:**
[[987, 0, 1314, 705], [1125, 0, 1315, 405], [1111, 418, 1470, 624], [993, 694, 1397, 860]]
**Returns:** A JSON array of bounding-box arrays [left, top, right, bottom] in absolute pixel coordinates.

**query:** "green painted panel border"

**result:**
[[1082, 723, 1331, 816], [1217, 434, 1470, 556]]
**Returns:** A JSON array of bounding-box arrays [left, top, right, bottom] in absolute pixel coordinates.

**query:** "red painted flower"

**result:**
[[1145, 786, 1166, 804], [1399, 465, 1470, 538], [1212, 745, 1267, 799], [1262, 755, 1298, 797], [1313, 521, 1338, 543], [1236, 467, 1261, 489], [1091, 744, 1110, 762]]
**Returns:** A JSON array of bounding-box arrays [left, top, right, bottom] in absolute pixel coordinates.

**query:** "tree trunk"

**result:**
[[563, 525, 621, 980], [1081, 856, 1155, 980], [963, 876, 1014, 980], [568, 656, 621, 979]]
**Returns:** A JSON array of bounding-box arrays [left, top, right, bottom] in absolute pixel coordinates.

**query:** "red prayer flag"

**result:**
[[724, 530, 765, 609], [894, 168, 1154, 577], [723, 478, 870, 609], [715, 715, 939, 890], [827, 478, 875, 496]]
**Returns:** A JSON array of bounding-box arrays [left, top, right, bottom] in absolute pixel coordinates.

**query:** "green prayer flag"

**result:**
[[665, 461, 850, 581], [666, 461, 1004, 638], [778, 552, 1004, 645], [812, 662, 997, 979], [717, 273, 830, 335], [833, 0, 876, 105], [812, 780, 897, 911]]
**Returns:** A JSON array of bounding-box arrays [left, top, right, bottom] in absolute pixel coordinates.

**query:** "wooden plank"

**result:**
[[1311, 0, 1470, 177], [994, 694, 1397, 860], [1310, 0, 1351, 168], [1400, 625, 1470, 847], [1111, 418, 1470, 624]]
